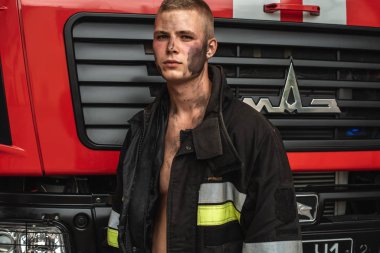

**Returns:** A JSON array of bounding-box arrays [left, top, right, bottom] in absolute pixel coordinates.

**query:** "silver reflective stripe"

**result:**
[[243, 241, 303, 253], [198, 182, 246, 212], [108, 210, 120, 229]]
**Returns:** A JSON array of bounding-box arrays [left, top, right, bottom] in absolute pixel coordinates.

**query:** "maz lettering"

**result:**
[[243, 61, 341, 114]]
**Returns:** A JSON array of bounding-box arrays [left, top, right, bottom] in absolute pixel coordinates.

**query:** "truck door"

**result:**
[[0, 0, 42, 175]]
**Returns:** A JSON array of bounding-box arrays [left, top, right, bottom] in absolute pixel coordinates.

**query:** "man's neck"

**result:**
[[166, 67, 211, 124]]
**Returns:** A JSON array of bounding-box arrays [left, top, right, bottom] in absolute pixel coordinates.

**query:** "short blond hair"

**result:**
[[156, 0, 214, 39]]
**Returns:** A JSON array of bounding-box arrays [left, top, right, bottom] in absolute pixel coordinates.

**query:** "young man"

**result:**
[[108, 0, 302, 252]]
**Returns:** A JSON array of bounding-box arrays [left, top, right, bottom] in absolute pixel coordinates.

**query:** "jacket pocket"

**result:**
[[197, 220, 243, 253], [202, 240, 243, 253]]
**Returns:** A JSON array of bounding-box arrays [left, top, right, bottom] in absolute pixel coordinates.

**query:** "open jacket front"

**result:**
[[108, 65, 302, 253]]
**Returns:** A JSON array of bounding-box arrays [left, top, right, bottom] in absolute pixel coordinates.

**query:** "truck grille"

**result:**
[[293, 172, 336, 188], [293, 172, 336, 217], [65, 14, 380, 151]]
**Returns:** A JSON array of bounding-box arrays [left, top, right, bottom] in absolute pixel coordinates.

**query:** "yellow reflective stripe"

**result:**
[[107, 227, 119, 248], [197, 202, 241, 226]]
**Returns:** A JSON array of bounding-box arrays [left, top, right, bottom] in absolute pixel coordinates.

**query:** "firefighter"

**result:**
[[108, 0, 302, 252]]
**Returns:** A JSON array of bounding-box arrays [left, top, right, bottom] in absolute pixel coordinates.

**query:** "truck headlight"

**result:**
[[0, 223, 69, 253]]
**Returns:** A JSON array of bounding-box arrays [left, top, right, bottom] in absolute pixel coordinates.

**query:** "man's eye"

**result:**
[[181, 35, 193, 41], [156, 35, 169, 40]]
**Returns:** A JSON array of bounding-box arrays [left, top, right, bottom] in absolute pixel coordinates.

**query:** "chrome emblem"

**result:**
[[297, 202, 313, 220], [296, 194, 318, 223], [243, 61, 341, 113]]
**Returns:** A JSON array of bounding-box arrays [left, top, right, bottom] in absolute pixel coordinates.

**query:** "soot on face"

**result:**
[[187, 41, 208, 77]]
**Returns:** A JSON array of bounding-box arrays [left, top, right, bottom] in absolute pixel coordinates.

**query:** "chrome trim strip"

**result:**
[[198, 182, 246, 212], [242, 240, 303, 253], [108, 210, 120, 229]]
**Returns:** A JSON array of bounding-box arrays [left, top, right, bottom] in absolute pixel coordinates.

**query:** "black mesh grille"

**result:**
[[65, 14, 380, 150]]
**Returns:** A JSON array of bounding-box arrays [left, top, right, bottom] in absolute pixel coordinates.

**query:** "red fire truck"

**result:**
[[1, 0, 380, 252]]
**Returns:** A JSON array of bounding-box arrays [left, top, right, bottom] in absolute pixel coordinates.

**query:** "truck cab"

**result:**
[[1, 0, 380, 252]]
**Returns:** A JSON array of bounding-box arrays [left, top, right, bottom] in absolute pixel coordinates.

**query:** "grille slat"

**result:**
[[74, 42, 149, 61], [66, 15, 380, 150], [293, 172, 335, 188], [228, 79, 380, 89], [73, 22, 153, 40], [73, 22, 380, 51], [77, 78, 380, 88], [271, 119, 380, 127], [323, 200, 336, 216], [211, 57, 380, 70], [83, 107, 140, 125], [338, 100, 380, 108], [215, 27, 380, 50], [77, 64, 148, 82], [285, 139, 380, 150], [76, 42, 380, 70], [86, 128, 127, 146], [80, 86, 154, 104]]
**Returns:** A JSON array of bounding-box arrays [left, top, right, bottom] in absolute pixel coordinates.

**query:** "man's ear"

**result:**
[[206, 38, 218, 59]]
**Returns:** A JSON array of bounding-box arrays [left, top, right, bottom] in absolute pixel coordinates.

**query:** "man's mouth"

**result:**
[[163, 60, 181, 67]]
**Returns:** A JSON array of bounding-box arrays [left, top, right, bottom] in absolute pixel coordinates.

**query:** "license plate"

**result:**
[[302, 238, 353, 253]]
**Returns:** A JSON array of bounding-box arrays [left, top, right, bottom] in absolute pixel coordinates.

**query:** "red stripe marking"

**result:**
[[347, 0, 380, 27], [280, 0, 303, 23], [205, 0, 233, 18], [288, 151, 380, 171]]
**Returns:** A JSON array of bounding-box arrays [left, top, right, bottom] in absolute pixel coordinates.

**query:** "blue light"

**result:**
[[346, 128, 364, 137]]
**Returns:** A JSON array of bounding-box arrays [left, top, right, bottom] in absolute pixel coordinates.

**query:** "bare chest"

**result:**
[[159, 123, 180, 195], [159, 114, 201, 194], [159, 107, 206, 192]]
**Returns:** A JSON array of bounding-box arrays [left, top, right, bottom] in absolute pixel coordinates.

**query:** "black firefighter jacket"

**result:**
[[107, 65, 302, 253]]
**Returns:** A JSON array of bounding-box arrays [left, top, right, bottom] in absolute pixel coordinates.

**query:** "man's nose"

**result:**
[[167, 37, 177, 53]]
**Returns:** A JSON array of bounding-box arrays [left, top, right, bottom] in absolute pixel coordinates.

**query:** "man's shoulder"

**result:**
[[223, 98, 275, 136], [128, 109, 144, 125], [127, 109, 145, 136]]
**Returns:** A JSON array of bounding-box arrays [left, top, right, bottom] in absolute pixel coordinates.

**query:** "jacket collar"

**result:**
[[129, 65, 243, 176], [192, 65, 243, 176]]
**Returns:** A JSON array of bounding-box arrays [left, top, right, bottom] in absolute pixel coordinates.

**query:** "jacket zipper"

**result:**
[[125, 110, 147, 253], [166, 156, 175, 253], [139, 109, 148, 250], [120, 121, 145, 253], [167, 137, 184, 253]]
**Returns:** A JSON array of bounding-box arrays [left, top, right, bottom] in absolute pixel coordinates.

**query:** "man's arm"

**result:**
[[107, 130, 132, 249], [240, 127, 302, 253]]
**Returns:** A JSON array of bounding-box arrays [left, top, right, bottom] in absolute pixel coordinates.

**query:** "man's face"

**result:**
[[153, 9, 209, 83]]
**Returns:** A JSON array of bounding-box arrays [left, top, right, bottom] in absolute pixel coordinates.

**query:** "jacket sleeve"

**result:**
[[240, 127, 302, 253], [107, 130, 132, 249]]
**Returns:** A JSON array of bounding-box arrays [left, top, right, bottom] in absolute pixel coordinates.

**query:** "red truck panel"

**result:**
[[17, 0, 233, 175], [0, 0, 42, 175], [2, 0, 378, 175], [347, 0, 380, 27]]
